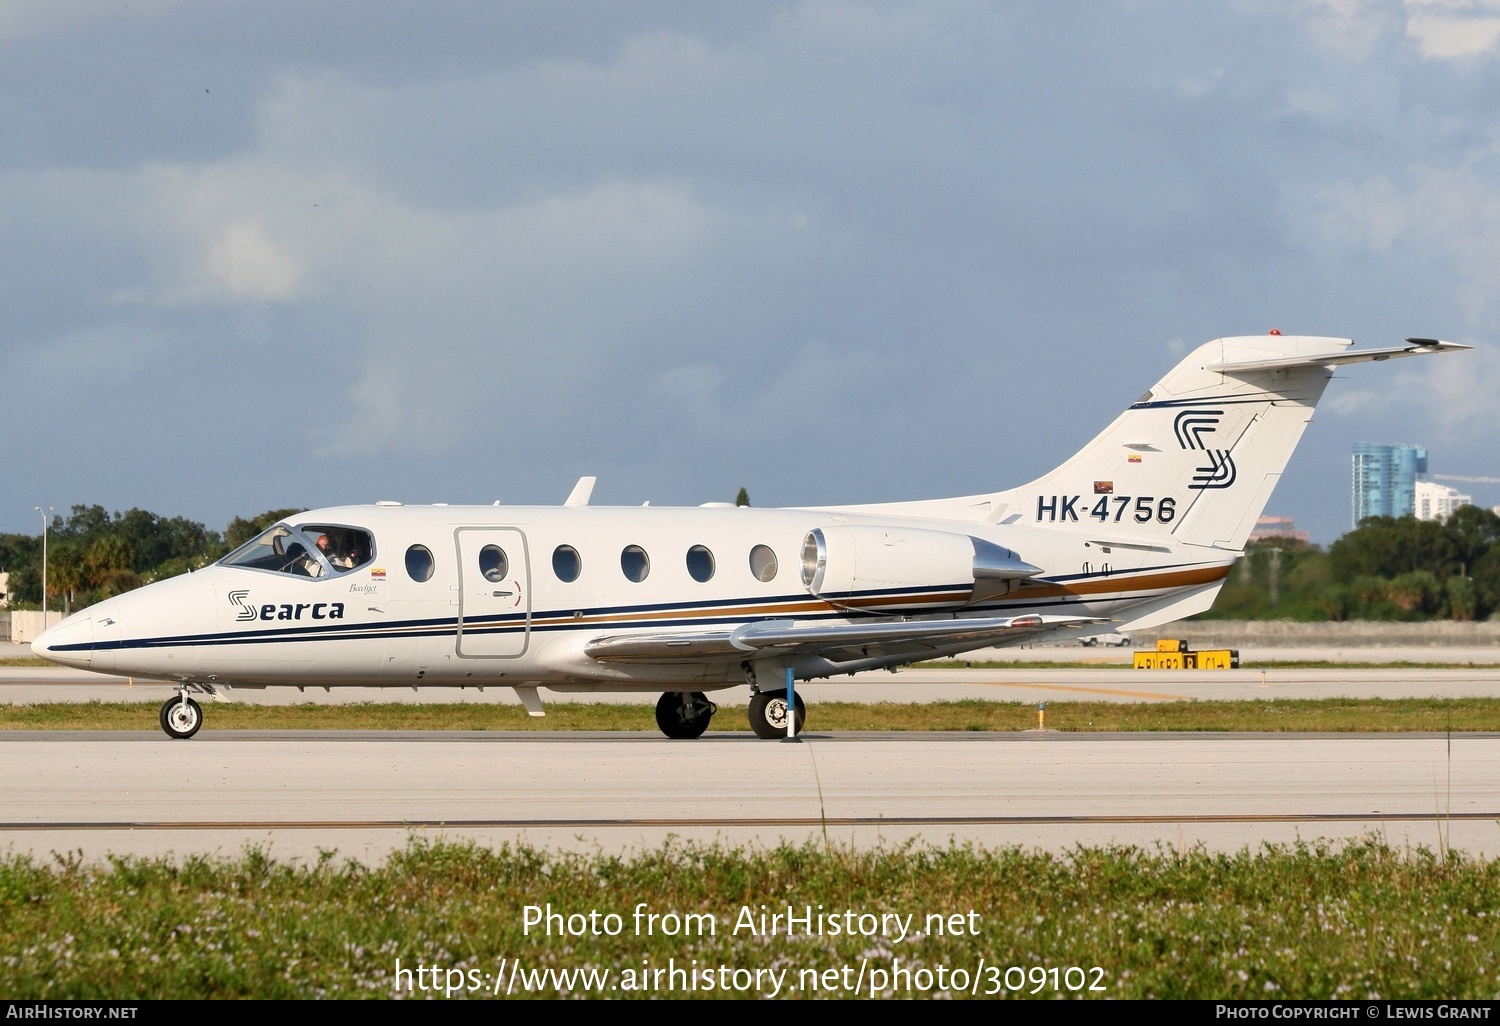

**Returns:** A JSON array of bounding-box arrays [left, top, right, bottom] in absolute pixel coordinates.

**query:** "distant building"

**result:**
[[1352, 442, 1426, 527], [1415, 480, 1471, 521], [0, 571, 7, 609], [1247, 516, 1309, 544]]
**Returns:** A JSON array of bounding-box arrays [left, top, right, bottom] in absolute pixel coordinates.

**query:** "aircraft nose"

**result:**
[[31, 614, 94, 670]]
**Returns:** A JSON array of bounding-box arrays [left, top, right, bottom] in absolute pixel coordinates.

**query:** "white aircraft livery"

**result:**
[[33, 334, 1469, 739]]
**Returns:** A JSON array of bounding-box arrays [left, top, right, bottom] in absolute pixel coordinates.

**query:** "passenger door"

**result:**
[[455, 528, 531, 657]]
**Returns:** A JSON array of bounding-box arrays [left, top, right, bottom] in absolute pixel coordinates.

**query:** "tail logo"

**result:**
[[1172, 409, 1237, 490]]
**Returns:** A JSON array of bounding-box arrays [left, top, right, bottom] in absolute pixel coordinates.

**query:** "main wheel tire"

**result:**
[[159, 696, 203, 739], [747, 692, 806, 739], [654, 691, 716, 739]]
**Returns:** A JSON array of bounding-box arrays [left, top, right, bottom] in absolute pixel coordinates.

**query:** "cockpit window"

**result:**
[[219, 524, 374, 579], [299, 525, 374, 572]]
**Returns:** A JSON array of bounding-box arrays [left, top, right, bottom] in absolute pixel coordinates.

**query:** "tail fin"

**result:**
[[1005, 334, 1468, 551]]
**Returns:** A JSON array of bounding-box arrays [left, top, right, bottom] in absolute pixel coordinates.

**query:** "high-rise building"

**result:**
[[1352, 442, 1426, 527], [1415, 480, 1471, 521]]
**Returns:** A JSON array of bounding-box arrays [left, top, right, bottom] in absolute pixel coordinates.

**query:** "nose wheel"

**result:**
[[748, 692, 805, 739], [655, 691, 717, 739], [159, 694, 203, 739]]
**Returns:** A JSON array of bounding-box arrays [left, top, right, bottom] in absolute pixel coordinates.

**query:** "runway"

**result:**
[[2, 730, 1497, 863]]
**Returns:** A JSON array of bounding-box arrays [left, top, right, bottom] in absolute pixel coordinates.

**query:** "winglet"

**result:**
[[564, 476, 597, 508]]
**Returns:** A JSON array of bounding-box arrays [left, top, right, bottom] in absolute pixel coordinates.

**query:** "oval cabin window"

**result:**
[[405, 545, 435, 583], [749, 544, 778, 582], [620, 545, 650, 583], [553, 545, 582, 583], [686, 545, 715, 583]]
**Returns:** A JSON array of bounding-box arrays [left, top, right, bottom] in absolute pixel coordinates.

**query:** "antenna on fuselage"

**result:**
[[564, 476, 597, 508]]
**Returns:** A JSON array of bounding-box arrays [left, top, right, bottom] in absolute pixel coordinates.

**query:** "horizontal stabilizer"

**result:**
[[1205, 339, 1471, 375]]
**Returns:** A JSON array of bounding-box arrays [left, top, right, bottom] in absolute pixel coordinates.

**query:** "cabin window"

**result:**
[[686, 545, 715, 583], [219, 523, 373, 579], [553, 545, 582, 583], [749, 544, 778, 582], [479, 545, 509, 582], [405, 545, 435, 583], [620, 545, 650, 583]]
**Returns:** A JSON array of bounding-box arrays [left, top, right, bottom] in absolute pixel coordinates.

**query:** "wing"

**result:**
[[584, 613, 1103, 668]]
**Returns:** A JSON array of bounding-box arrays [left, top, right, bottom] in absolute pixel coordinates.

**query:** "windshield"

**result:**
[[219, 524, 374, 578]]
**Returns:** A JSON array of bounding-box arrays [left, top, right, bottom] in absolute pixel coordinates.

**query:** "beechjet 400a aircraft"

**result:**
[[33, 333, 1469, 739]]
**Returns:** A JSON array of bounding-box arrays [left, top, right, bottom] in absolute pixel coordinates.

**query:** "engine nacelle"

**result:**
[[799, 526, 1040, 610]]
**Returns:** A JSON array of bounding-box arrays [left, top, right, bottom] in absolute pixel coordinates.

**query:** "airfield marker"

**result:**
[[783, 666, 800, 744]]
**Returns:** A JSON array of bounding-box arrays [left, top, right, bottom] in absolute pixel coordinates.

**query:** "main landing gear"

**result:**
[[747, 691, 805, 740], [159, 691, 203, 739], [655, 691, 717, 739]]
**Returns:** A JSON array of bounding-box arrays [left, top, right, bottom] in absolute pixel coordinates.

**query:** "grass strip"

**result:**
[[2, 838, 1497, 999], [3, 697, 1500, 732]]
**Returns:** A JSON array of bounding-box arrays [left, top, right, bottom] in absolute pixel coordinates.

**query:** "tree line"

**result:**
[[1202, 505, 1500, 621], [0, 505, 298, 614]]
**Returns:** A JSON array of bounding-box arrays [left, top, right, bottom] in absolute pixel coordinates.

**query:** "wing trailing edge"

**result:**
[[584, 613, 1104, 664]]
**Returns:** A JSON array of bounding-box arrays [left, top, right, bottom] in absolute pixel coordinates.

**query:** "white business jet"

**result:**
[[33, 334, 1467, 739]]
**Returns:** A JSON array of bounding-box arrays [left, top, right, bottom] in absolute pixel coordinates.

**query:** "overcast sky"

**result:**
[[5, 0, 1500, 544]]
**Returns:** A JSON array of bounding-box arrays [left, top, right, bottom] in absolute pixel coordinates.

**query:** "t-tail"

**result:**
[[1001, 334, 1469, 551]]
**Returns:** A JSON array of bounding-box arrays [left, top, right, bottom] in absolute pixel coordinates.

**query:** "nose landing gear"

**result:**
[[159, 692, 203, 739]]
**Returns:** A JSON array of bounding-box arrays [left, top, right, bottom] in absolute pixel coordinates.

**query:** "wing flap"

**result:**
[[584, 614, 1103, 664]]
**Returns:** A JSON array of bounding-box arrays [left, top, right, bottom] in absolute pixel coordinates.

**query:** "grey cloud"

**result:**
[[6, 1, 1500, 536]]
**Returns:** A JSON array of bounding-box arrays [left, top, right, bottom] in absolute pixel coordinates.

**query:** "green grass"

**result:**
[[4, 697, 1500, 732], [2, 838, 1498, 999], [0, 657, 53, 667]]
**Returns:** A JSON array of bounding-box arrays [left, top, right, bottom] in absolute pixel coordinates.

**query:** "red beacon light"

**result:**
[[1268, 328, 1281, 335]]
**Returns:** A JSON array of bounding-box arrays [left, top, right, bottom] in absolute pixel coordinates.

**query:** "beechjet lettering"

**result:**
[[32, 334, 1469, 739]]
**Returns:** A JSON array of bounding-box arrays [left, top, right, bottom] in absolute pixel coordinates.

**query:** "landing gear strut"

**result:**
[[655, 691, 717, 739], [159, 691, 203, 739], [747, 691, 805, 739]]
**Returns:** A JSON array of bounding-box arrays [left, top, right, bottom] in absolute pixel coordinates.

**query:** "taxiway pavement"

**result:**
[[4, 662, 1500, 706], [1, 731, 1496, 863]]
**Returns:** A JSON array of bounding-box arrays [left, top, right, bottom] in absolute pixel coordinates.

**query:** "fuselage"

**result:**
[[32, 500, 1229, 692]]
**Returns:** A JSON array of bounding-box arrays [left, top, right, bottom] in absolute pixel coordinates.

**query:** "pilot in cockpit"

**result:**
[[284, 541, 323, 577], [318, 533, 359, 569]]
